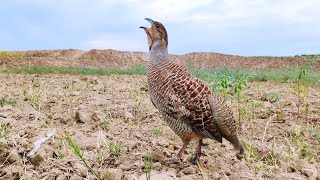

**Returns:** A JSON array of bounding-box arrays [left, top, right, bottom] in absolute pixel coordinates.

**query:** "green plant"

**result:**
[[102, 117, 109, 130], [261, 143, 280, 166], [0, 96, 7, 107], [241, 140, 261, 164], [219, 75, 229, 99], [290, 59, 318, 116], [233, 74, 250, 126], [299, 145, 315, 163], [265, 92, 282, 103], [8, 96, 19, 106], [0, 123, 8, 138], [153, 127, 163, 137], [308, 128, 320, 141], [64, 131, 103, 179], [144, 155, 153, 180], [109, 141, 122, 157], [286, 127, 302, 145]]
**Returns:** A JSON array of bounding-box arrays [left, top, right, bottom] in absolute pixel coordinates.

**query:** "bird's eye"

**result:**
[[155, 25, 160, 29]]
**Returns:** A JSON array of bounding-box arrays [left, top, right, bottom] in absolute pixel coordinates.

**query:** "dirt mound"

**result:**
[[1, 49, 319, 71]]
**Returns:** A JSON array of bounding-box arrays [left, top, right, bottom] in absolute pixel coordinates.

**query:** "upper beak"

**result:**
[[139, 26, 146, 29], [145, 18, 154, 24]]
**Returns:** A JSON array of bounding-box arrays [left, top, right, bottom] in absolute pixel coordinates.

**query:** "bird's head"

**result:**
[[140, 18, 168, 52]]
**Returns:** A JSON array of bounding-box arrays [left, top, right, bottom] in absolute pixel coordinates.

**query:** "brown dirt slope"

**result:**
[[0, 49, 319, 71]]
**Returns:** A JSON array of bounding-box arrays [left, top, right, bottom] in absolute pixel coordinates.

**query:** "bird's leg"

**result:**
[[171, 139, 190, 164], [192, 139, 203, 165]]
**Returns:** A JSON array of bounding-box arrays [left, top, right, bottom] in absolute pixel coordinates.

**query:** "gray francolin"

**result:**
[[140, 18, 244, 164]]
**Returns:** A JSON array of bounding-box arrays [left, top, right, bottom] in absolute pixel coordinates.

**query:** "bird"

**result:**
[[140, 18, 244, 164]]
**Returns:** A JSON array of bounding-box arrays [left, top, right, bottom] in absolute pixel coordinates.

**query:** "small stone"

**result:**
[[119, 162, 133, 171], [74, 162, 87, 177], [290, 159, 317, 178], [181, 166, 196, 175], [139, 171, 176, 180], [229, 172, 256, 179], [107, 168, 123, 180], [152, 162, 162, 171], [28, 147, 47, 166], [75, 108, 94, 123], [70, 91, 80, 96], [275, 173, 305, 180], [149, 151, 166, 163], [124, 111, 133, 119], [56, 175, 67, 180], [176, 171, 184, 177], [73, 132, 97, 151], [158, 138, 169, 147], [168, 145, 174, 151], [8, 149, 22, 163], [69, 175, 82, 180], [48, 168, 62, 178], [163, 149, 171, 157], [179, 175, 197, 180]]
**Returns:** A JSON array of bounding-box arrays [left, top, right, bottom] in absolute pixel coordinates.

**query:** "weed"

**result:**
[[265, 92, 282, 103], [0, 96, 7, 107], [233, 74, 250, 126], [153, 127, 163, 137], [289, 59, 319, 116], [102, 117, 109, 130], [241, 140, 261, 164], [0, 123, 8, 138], [286, 127, 302, 145], [53, 134, 67, 159], [7, 96, 19, 106], [45, 114, 54, 125], [144, 155, 153, 180], [64, 131, 103, 179], [299, 145, 315, 163], [96, 141, 108, 166], [262, 143, 280, 166], [308, 128, 320, 141], [109, 141, 122, 157], [219, 75, 229, 99]]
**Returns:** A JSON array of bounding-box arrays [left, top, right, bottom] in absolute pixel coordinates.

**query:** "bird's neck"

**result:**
[[149, 40, 168, 64]]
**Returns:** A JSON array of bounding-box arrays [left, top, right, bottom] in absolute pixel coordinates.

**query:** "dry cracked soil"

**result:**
[[0, 73, 319, 180]]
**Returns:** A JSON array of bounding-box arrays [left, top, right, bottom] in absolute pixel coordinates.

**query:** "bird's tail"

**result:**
[[207, 94, 245, 159]]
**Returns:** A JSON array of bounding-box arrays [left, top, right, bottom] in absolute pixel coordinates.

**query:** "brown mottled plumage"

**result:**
[[140, 18, 244, 164]]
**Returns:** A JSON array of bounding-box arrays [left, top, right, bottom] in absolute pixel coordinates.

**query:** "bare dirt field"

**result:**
[[0, 73, 319, 179]]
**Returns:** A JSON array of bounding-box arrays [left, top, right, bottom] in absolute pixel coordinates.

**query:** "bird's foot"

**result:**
[[192, 140, 203, 165], [191, 153, 200, 165]]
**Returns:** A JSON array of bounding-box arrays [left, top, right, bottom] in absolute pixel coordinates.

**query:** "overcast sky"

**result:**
[[0, 0, 319, 56]]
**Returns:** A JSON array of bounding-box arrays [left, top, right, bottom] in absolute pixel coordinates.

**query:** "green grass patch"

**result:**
[[1, 64, 146, 75], [191, 68, 320, 86], [1, 64, 320, 85]]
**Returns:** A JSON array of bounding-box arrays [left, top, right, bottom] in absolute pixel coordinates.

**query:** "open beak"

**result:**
[[139, 18, 154, 29]]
